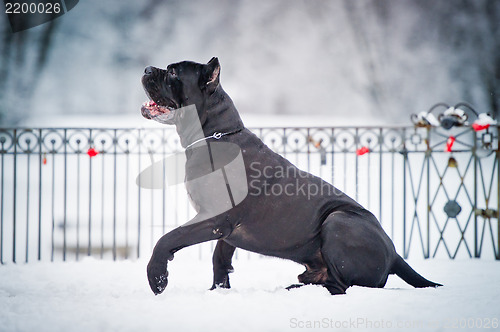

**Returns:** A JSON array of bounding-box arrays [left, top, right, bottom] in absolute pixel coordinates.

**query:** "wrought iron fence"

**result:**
[[0, 125, 498, 263]]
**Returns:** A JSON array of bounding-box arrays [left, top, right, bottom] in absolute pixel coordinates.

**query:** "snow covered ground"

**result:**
[[0, 254, 498, 332]]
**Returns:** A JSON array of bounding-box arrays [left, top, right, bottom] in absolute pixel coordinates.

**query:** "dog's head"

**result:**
[[141, 57, 221, 125]]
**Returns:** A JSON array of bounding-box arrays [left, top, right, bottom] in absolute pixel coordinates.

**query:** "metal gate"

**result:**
[[0, 125, 498, 263]]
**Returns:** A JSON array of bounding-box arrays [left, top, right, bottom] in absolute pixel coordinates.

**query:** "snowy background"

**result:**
[[0, 0, 499, 126]]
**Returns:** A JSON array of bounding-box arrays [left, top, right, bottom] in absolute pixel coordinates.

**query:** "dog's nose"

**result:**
[[144, 66, 154, 75]]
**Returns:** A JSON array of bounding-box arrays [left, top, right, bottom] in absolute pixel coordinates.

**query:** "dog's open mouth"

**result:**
[[141, 100, 176, 122]]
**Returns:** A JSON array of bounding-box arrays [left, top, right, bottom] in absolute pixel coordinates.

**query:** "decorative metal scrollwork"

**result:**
[[334, 129, 356, 152], [41, 129, 65, 153], [17, 130, 40, 153]]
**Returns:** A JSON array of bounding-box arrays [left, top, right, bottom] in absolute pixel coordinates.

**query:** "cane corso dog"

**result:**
[[141, 58, 442, 295]]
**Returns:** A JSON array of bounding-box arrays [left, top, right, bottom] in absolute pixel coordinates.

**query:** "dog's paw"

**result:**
[[147, 263, 169, 295], [209, 282, 230, 290], [209, 275, 231, 290]]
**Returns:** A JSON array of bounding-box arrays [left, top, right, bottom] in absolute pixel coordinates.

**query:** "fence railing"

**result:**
[[0, 125, 498, 263]]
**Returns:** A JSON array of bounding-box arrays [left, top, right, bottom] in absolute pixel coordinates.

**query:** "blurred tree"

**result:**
[[0, 0, 499, 125], [0, 16, 58, 124], [410, 0, 499, 118], [477, 0, 499, 118], [343, 0, 499, 119]]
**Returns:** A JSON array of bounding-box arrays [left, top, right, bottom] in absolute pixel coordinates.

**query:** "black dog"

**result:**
[[141, 58, 442, 295]]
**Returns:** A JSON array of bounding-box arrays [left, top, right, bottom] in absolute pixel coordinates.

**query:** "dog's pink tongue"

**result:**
[[141, 100, 172, 120]]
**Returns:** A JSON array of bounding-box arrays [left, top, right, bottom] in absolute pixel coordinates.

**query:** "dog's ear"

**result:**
[[200, 57, 220, 94]]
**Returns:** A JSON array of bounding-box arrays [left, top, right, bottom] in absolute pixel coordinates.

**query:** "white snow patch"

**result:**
[[0, 257, 498, 332]]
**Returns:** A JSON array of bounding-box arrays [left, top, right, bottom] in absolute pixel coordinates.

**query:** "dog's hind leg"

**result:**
[[319, 215, 352, 295], [320, 211, 394, 295], [287, 250, 329, 291], [210, 239, 236, 290], [289, 263, 345, 295]]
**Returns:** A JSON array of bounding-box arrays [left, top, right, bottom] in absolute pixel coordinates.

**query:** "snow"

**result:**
[[0, 255, 499, 332]]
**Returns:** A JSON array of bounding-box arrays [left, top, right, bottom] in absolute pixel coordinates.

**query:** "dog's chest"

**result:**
[[183, 147, 238, 214]]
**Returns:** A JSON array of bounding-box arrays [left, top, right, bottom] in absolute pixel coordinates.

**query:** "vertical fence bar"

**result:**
[[63, 129, 67, 261], [50, 139, 55, 262], [426, 127, 430, 259], [355, 128, 359, 202], [391, 136, 395, 240], [402, 128, 407, 258], [497, 127, 500, 260], [0, 136, 4, 264], [174, 138, 179, 228], [88, 129, 93, 257], [366, 138, 372, 210], [76, 139, 81, 261], [343, 139, 347, 192], [113, 129, 117, 261], [12, 129, 17, 263], [38, 129, 42, 261], [137, 129, 142, 259], [473, 130, 478, 257], [367, 138, 371, 209], [284, 128, 288, 157], [25, 138, 31, 263], [379, 128, 383, 223], [307, 128, 310, 172], [150, 144, 155, 252], [162, 129, 166, 235], [125, 138, 130, 259], [331, 128, 335, 186], [100, 139, 105, 259]]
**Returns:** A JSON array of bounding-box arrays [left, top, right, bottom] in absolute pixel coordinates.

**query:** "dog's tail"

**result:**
[[391, 254, 442, 288]]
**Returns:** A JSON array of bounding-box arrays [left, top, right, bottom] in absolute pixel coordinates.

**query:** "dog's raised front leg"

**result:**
[[147, 218, 231, 295], [210, 240, 236, 290]]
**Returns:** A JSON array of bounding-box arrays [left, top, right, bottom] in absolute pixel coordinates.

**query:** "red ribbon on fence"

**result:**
[[472, 123, 490, 132], [445, 136, 456, 152], [87, 147, 99, 158], [356, 146, 370, 156]]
